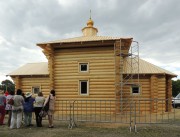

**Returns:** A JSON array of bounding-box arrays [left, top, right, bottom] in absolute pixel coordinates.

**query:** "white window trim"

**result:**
[[131, 85, 141, 95], [31, 85, 41, 95], [79, 62, 89, 73], [79, 80, 89, 95]]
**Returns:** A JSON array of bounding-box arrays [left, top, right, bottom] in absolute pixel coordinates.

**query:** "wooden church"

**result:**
[[8, 18, 177, 113]]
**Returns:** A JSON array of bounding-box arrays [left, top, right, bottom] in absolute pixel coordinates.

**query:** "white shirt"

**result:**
[[34, 96, 45, 107]]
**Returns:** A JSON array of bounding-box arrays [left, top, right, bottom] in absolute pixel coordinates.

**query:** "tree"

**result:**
[[172, 80, 180, 97], [0, 79, 15, 92]]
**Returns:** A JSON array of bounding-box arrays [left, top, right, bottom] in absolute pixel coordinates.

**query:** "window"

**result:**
[[32, 86, 41, 95], [79, 63, 89, 72], [131, 86, 140, 94], [79, 80, 89, 95]]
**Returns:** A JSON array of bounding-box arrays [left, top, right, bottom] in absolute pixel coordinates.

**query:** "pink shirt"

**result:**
[[5, 95, 14, 110]]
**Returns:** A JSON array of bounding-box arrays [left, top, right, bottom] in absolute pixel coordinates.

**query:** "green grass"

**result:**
[[0, 119, 180, 137]]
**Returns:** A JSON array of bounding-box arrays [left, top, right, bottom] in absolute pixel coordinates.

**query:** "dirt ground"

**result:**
[[0, 118, 180, 137]]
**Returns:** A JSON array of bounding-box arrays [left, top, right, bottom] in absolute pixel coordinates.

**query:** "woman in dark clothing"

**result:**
[[34, 92, 45, 127], [23, 92, 35, 127]]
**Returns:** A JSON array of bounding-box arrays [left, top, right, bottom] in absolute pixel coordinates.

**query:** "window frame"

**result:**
[[79, 80, 89, 95], [79, 62, 89, 73], [31, 85, 41, 95], [131, 85, 141, 95]]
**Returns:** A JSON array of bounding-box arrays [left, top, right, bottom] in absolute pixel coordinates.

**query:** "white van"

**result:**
[[172, 93, 180, 108]]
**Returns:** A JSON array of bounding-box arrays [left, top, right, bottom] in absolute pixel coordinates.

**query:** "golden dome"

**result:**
[[87, 18, 94, 27], [82, 16, 98, 36]]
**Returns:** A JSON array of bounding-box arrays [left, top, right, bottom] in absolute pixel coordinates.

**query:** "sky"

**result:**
[[0, 0, 180, 83]]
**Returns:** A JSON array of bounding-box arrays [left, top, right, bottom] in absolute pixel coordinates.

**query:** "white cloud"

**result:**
[[0, 35, 11, 48], [0, 0, 180, 83], [0, 73, 12, 83], [137, 0, 162, 18], [57, 0, 79, 7]]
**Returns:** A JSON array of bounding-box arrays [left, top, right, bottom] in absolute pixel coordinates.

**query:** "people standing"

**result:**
[[5, 90, 15, 127], [23, 92, 35, 127], [10, 89, 24, 129], [34, 92, 45, 127], [44, 89, 56, 128], [0, 90, 6, 125]]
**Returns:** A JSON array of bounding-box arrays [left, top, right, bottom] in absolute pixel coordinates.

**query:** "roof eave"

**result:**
[[8, 74, 49, 77], [36, 37, 133, 45], [123, 73, 177, 77]]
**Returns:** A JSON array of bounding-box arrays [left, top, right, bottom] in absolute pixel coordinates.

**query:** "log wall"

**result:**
[[53, 46, 115, 101], [10, 40, 173, 114], [119, 75, 169, 113], [12, 76, 50, 97]]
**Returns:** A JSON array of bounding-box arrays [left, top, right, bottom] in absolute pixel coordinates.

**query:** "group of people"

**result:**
[[0, 89, 56, 129]]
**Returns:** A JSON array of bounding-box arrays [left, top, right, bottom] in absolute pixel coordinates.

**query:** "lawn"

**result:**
[[0, 119, 180, 137]]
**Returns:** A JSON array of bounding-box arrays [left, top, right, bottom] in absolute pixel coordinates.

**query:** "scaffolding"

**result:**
[[115, 40, 139, 112]]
